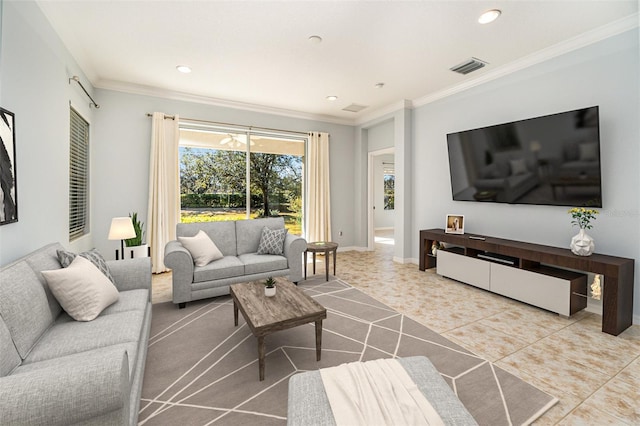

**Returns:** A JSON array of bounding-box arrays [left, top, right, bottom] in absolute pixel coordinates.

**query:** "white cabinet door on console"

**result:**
[[491, 264, 570, 316], [436, 250, 491, 290]]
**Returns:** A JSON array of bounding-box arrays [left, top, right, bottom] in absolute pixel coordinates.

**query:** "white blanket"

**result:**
[[319, 358, 445, 426]]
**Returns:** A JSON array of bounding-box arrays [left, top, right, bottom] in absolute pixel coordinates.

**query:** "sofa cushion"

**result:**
[[239, 253, 288, 275], [24, 243, 66, 318], [42, 256, 120, 322], [236, 217, 285, 255], [509, 158, 528, 175], [24, 310, 144, 365], [177, 221, 237, 257], [0, 318, 21, 376], [57, 248, 115, 283], [101, 289, 149, 316], [14, 341, 138, 385], [193, 256, 245, 283], [256, 227, 287, 255], [0, 261, 53, 359], [178, 230, 224, 266], [579, 143, 598, 161]]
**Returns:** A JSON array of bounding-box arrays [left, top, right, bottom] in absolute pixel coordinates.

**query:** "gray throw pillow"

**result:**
[[57, 249, 115, 283], [257, 227, 287, 255]]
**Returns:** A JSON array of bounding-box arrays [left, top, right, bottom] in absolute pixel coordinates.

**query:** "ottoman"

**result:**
[[287, 356, 477, 425]]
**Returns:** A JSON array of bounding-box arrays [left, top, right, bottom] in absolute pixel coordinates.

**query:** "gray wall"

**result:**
[[410, 29, 640, 317], [367, 119, 394, 152], [0, 1, 95, 264], [91, 89, 356, 259], [367, 120, 395, 229], [0, 1, 355, 265]]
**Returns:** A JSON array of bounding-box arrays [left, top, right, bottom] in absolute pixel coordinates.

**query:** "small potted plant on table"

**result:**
[[264, 277, 276, 297]]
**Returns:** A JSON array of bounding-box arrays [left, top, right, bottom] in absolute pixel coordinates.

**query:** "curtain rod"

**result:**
[[145, 113, 308, 137], [69, 76, 99, 108]]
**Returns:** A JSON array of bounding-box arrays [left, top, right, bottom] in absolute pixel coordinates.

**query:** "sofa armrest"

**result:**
[[107, 257, 152, 292], [0, 348, 129, 425], [164, 240, 194, 304], [284, 234, 306, 283]]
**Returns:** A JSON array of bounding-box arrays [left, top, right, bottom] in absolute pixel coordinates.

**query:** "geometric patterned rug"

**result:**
[[138, 278, 557, 425]]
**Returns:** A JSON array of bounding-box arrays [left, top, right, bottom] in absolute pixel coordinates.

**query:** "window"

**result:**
[[69, 108, 89, 241], [179, 125, 304, 234], [384, 173, 394, 210]]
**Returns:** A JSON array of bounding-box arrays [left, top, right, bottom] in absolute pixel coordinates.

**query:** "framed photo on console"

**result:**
[[445, 214, 464, 234]]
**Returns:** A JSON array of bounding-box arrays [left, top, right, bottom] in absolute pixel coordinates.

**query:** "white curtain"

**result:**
[[306, 131, 332, 242], [147, 112, 180, 273]]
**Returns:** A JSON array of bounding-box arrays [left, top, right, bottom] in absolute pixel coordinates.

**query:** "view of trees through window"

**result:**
[[179, 128, 304, 234], [384, 173, 395, 210]]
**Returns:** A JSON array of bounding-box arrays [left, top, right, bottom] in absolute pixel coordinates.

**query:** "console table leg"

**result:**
[[602, 270, 634, 336]]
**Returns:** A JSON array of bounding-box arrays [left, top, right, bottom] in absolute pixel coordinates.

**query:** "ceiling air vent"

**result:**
[[342, 104, 368, 113], [450, 57, 488, 75]]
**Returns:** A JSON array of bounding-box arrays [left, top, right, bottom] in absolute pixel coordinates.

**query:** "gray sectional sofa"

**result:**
[[164, 217, 306, 308], [0, 243, 152, 426]]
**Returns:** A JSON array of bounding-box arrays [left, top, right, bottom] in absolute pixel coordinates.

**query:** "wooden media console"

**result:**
[[419, 228, 635, 336]]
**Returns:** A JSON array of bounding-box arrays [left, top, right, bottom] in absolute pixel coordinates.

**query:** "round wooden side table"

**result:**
[[305, 242, 338, 281]]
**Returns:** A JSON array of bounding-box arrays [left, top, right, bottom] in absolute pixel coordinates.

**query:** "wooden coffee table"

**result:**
[[230, 277, 327, 381]]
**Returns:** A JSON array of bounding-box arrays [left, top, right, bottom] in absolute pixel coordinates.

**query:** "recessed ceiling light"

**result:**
[[308, 35, 323, 44], [176, 65, 192, 73], [326, 95, 338, 101], [374, 82, 385, 89], [478, 9, 501, 24]]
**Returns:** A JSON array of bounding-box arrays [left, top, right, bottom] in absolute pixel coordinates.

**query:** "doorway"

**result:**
[[368, 148, 395, 253]]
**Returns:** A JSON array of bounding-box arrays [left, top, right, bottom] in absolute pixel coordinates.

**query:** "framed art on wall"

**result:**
[[0, 107, 18, 225], [445, 214, 464, 234]]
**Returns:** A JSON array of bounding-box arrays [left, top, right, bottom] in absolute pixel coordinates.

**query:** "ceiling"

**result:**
[[37, 1, 638, 124]]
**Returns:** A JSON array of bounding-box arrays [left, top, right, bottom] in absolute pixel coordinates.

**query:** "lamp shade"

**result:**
[[108, 217, 136, 240]]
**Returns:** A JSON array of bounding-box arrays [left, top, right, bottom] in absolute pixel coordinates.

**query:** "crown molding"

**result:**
[[93, 14, 637, 129], [94, 79, 355, 126], [412, 13, 639, 109], [355, 99, 413, 126]]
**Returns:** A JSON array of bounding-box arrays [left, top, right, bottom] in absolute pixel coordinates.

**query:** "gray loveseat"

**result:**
[[164, 217, 306, 308], [0, 243, 152, 425]]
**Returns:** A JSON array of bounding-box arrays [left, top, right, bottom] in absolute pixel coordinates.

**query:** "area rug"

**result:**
[[138, 278, 557, 425]]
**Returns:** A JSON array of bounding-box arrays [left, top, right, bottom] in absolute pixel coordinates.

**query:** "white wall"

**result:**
[[91, 89, 356, 259], [0, 1, 95, 265], [410, 29, 640, 317]]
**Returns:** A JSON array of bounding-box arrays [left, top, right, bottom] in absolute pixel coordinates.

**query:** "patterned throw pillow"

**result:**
[[257, 227, 287, 255], [57, 249, 115, 283]]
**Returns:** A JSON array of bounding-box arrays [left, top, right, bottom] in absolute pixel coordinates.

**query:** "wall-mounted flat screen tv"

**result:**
[[446, 106, 602, 207]]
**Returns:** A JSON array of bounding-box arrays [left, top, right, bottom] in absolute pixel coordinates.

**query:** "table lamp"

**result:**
[[108, 217, 136, 260]]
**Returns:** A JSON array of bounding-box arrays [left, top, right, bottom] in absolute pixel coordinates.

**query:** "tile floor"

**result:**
[[151, 230, 640, 425]]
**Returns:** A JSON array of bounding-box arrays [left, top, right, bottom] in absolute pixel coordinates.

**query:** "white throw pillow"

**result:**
[[509, 158, 528, 175], [578, 143, 598, 161], [178, 230, 224, 266], [42, 256, 119, 321]]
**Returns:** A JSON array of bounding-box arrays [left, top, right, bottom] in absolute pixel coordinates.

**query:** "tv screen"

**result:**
[[446, 106, 602, 207]]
